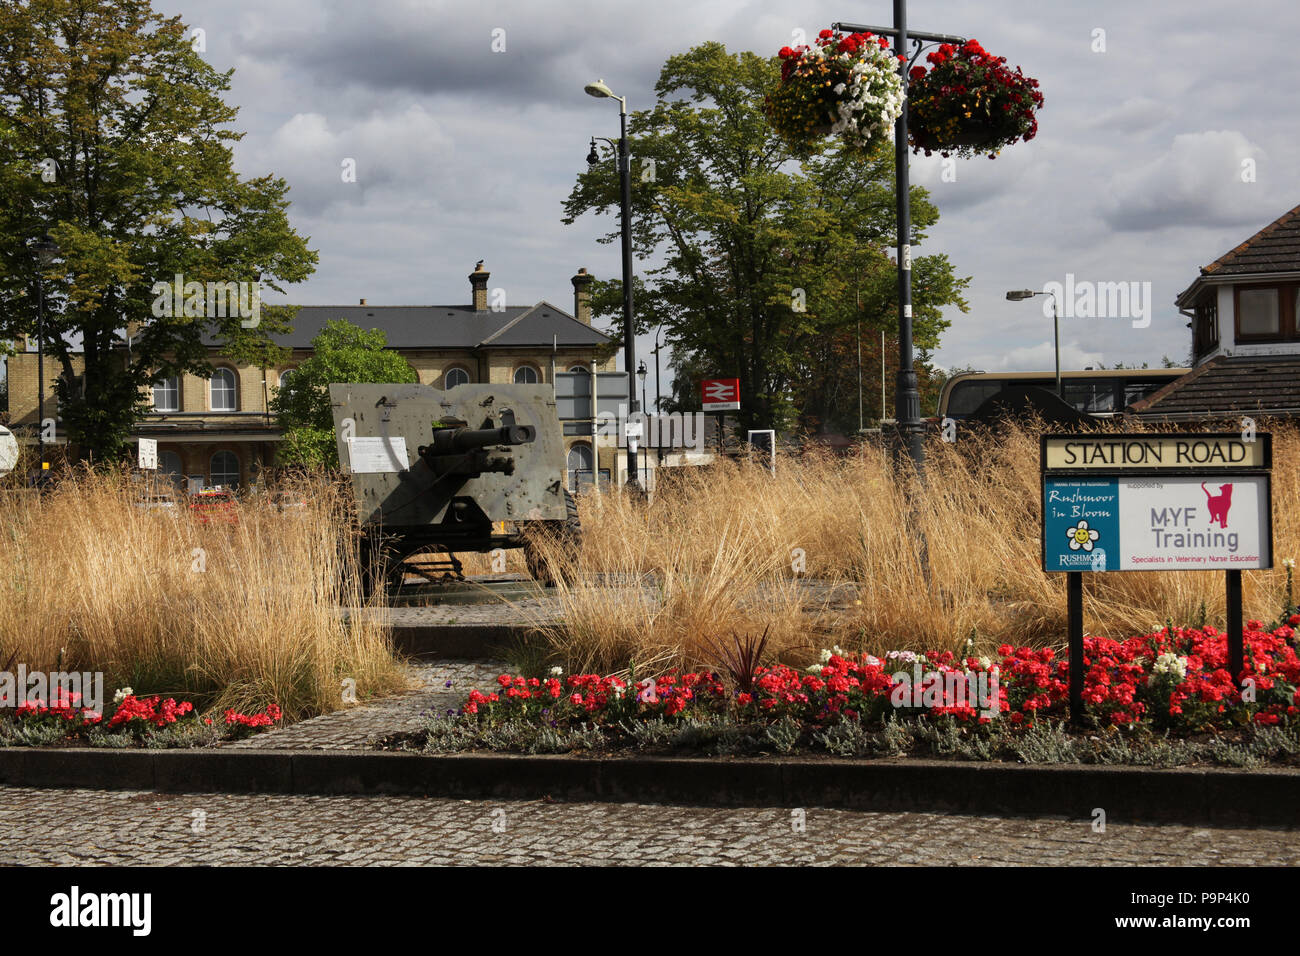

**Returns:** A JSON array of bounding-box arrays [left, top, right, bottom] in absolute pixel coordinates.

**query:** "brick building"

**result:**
[[1131, 204, 1300, 422], [4, 263, 617, 490]]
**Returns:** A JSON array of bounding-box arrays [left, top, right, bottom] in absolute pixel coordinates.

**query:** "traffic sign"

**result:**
[[702, 378, 739, 411]]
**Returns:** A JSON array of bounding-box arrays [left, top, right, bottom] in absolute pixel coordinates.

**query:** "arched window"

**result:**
[[210, 450, 240, 489], [278, 369, 294, 391], [513, 365, 539, 384], [153, 375, 180, 412], [210, 368, 237, 411], [569, 364, 590, 375], [444, 367, 469, 389], [567, 443, 594, 492]]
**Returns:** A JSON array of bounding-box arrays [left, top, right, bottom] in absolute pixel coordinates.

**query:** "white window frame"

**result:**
[[153, 375, 180, 412], [445, 367, 470, 389], [513, 365, 539, 384], [210, 368, 238, 411]]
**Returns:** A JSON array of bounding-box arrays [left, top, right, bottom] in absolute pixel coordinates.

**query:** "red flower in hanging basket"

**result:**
[[906, 38, 1043, 158]]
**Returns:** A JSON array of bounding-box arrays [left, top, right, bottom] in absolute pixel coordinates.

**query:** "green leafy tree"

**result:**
[[563, 42, 968, 435], [272, 319, 418, 468], [0, 0, 317, 461]]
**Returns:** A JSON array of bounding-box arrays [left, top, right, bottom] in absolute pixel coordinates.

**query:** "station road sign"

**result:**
[[1041, 433, 1272, 573]]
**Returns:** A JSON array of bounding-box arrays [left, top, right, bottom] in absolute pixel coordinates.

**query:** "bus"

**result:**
[[935, 368, 1189, 421]]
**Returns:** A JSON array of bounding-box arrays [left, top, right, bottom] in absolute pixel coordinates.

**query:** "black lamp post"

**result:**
[[31, 234, 59, 481], [1006, 289, 1062, 397], [637, 359, 648, 482], [584, 78, 640, 491], [833, 6, 966, 476], [651, 325, 667, 462]]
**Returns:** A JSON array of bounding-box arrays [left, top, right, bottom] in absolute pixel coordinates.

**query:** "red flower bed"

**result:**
[[3, 692, 284, 744], [458, 623, 1300, 735]]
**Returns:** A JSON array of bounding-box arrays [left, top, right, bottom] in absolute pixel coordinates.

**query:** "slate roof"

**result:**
[[1127, 354, 1300, 421], [202, 301, 612, 350], [1201, 204, 1300, 277]]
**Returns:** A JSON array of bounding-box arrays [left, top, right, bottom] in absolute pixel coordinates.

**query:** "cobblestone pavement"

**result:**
[[340, 576, 862, 628], [0, 786, 1295, 865], [225, 659, 508, 750]]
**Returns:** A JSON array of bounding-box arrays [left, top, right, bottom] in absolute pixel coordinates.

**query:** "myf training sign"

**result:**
[[1042, 433, 1272, 573]]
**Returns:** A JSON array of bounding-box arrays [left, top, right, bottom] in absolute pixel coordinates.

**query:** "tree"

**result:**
[[272, 319, 418, 468], [0, 0, 317, 461], [563, 42, 968, 435]]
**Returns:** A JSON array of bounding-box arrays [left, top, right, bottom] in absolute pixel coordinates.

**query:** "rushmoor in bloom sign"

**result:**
[[1040, 433, 1272, 573]]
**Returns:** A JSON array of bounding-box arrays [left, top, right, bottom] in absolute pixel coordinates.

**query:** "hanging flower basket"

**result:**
[[906, 39, 1043, 159], [765, 29, 906, 157]]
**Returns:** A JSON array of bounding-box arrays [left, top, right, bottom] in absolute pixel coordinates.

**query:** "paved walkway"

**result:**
[[1, 786, 1294, 865], [225, 659, 508, 750]]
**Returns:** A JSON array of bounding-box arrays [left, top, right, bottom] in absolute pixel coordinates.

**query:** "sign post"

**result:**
[[702, 378, 740, 457], [1041, 432, 1272, 724]]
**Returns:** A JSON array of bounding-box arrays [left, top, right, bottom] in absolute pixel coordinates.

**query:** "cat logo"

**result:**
[[1202, 482, 1232, 528]]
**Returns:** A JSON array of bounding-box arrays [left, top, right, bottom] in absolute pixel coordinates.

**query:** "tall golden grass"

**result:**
[[0, 469, 407, 720], [530, 420, 1299, 674]]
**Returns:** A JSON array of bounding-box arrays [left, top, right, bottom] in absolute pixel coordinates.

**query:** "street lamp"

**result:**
[[31, 234, 59, 483], [651, 325, 667, 462], [636, 360, 648, 481], [1006, 289, 1062, 397], [584, 78, 640, 491]]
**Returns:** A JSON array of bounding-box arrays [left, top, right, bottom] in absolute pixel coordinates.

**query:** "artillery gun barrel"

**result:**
[[427, 424, 536, 456]]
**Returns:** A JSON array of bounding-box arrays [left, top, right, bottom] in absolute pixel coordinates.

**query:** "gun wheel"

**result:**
[[521, 489, 581, 586]]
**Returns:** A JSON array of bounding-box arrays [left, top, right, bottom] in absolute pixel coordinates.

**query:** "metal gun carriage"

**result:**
[[329, 382, 580, 595]]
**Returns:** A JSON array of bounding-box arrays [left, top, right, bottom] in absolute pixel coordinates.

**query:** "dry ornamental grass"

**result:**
[[525, 420, 1299, 675], [0, 468, 406, 720]]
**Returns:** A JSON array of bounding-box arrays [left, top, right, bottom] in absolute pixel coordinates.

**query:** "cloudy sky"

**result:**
[[153, 0, 1300, 384]]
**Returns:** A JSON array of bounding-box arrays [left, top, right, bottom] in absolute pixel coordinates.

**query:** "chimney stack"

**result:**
[[571, 267, 592, 325], [359, 298, 367, 305], [469, 261, 490, 313]]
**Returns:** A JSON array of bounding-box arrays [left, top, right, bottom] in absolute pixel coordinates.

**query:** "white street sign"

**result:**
[[0, 426, 17, 478], [138, 438, 158, 470]]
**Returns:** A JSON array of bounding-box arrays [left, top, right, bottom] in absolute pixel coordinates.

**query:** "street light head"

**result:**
[[586, 138, 599, 166], [584, 79, 615, 99], [637, 360, 647, 384], [32, 235, 59, 267], [1005, 289, 1037, 301]]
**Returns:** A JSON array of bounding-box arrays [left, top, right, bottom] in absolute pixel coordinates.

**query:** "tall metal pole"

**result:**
[[857, 319, 863, 432], [618, 104, 640, 490], [892, 0, 923, 473], [834, 11, 965, 465], [1053, 296, 1062, 399], [37, 273, 45, 477]]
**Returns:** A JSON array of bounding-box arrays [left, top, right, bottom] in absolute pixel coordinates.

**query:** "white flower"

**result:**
[[113, 687, 133, 704], [1285, 557, 1296, 570], [979, 656, 992, 670], [549, 666, 563, 677], [1148, 652, 1187, 685], [807, 663, 824, 674], [819, 649, 833, 663], [832, 645, 845, 657]]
